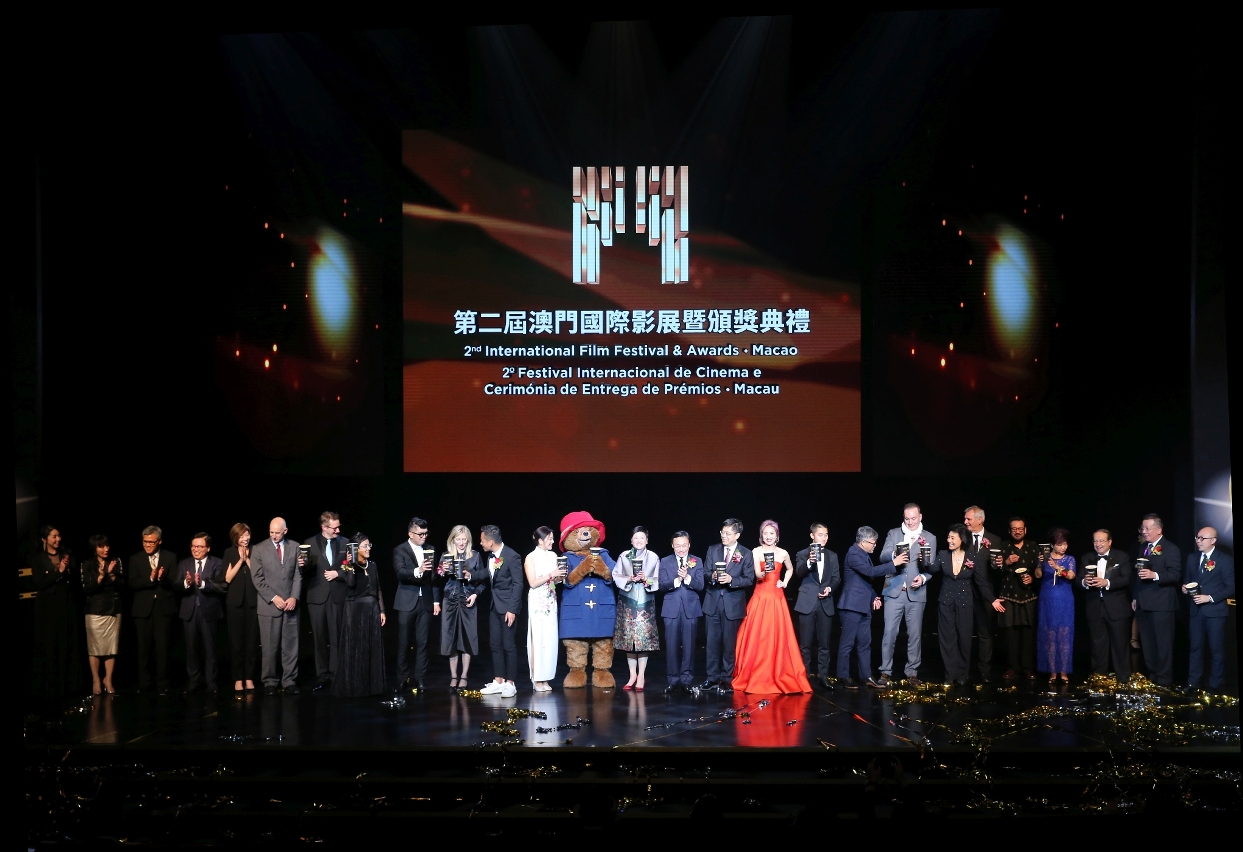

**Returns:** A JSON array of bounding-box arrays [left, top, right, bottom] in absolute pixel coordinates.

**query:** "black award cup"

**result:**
[[347, 542, 359, 564], [1134, 557, 1151, 578], [1185, 581, 1200, 600], [764, 552, 776, 574], [895, 543, 910, 561], [713, 561, 727, 585], [810, 543, 822, 564], [452, 558, 464, 581], [919, 546, 932, 567], [555, 554, 568, 584], [989, 548, 1003, 567]]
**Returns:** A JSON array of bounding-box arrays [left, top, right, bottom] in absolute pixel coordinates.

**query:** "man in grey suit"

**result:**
[[877, 503, 937, 687], [251, 517, 302, 695]]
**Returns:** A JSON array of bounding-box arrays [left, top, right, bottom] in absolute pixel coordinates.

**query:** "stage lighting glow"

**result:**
[[310, 227, 357, 358], [986, 225, 1039, 359]]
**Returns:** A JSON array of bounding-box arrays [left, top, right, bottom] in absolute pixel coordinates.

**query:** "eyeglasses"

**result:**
[[411, 531, 429, 537], [1194, 535, 1216, 542], [324, 525, 341, 532]]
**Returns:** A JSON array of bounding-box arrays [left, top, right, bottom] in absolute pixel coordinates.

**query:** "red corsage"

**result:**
[[964, 559, 975, 569], [1205, 560, 1215, 571], [732, 552, 742, 563], [1152, 545, 1163, 555], [918, 537, 928, 547], [687, 559, 697, 567]]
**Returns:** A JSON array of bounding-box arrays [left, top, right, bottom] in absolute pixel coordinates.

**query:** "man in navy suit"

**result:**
[[392, 517, 441, 692], [1131, 513, 1181, 686], [178, 532, 227, 693], [1182, 527, 1234, 691], [659, 531, 704, 694], [479, 525, 524, 698], [793, 523, 840, 689], [701, 519, 755, 694], [1080, 529, 1132, 680], [837, 526, 896, 688]]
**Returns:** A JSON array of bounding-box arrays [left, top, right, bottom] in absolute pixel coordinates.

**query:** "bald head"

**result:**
[[1195, 527, 1218, 554], [269, 518, 287, 544]]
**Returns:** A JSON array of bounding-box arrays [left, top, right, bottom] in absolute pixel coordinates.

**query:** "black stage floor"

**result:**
[[31, 677, 1242, 753]]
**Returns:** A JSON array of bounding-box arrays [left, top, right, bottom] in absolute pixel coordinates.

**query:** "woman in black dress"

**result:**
[[30, 525, 84, 703], [336, 533, 387, 697], [439, 524, 484, 688], [82, 534, 123, 695], [933, 524, 991, 686], [223, 523, 260, 693]]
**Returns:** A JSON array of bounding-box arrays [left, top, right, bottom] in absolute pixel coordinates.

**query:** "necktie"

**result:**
[[1200, 553, 1207, 571], [326, 540, 333, 567], [1144, 542, 1152, 556], [195, 560, 203, 605], [974, 534, 980, 551], [276, 541, 283, 562]]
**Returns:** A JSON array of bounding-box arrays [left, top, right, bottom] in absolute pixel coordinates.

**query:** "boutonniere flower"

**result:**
[[964, 559, 975, 569], [918, 537, 928, 547], [1152, 545, 1163, 555], [1205, 560, 1215, 571], [687, 559, 697, 567], [732, 551, 742, 563], [981, 538, 991, 549]]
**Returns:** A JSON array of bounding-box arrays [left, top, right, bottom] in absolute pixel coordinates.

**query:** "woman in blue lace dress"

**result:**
[[1036, 527, 1076, 683]]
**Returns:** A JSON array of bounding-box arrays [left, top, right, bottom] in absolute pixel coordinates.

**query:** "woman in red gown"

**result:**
[[733, 520, 812, 694]]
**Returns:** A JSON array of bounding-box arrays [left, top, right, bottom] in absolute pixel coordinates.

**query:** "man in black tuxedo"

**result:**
[[127, 525, 179, 694], [1080, 529, 1132, 679], [1131, 513, 1181, 686], [793, 523, 841, 688], [701, 518, 755, 694], [392, 517, 441, 691], [300, 511, 347, 692], [479, 525, 524, 698], [178, 533, 227, 693], [963, 505, 1002, 681]]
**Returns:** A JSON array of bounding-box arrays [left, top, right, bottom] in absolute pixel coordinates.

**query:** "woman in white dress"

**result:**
[[525, 526, 565, 691]]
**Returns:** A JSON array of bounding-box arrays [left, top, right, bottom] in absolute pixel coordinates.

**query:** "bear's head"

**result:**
[[559, 511, 605, 555]]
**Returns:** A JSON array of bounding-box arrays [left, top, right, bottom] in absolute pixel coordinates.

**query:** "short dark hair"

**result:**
[[229, 523, 251, 546], [810, 523, 827, 533], [89, 534, 109, 549], [1094, 528, 1112, 540], [722, 518, 743, 535], [192, 532, 212, 548], [1047, 527, 1069, 546], [631, 525, 649, 537], [533, 525, 554, 544], [1008, 516, 1027, 528], [350, 532, 370, 545], [947, 523, 969, 548], [671, 530, 691, 543], [480, 524, 502, 544], [408, 517, 428, 533], [1142, 513, 1163, 531], [320, 511, 340, 527], [903, 503, 921, 513]]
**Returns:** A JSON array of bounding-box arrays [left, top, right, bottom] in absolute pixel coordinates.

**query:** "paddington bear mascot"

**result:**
[[558, 511, 617, 689]]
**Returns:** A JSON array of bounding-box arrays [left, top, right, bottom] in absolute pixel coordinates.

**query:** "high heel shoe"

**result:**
[[622, 683, 634, 691]]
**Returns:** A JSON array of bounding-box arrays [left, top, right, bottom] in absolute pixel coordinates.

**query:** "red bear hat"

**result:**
[[559, 511, 606, 549]]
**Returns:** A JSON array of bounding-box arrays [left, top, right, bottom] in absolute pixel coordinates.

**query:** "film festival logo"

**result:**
[[572, 166, 688, 285]]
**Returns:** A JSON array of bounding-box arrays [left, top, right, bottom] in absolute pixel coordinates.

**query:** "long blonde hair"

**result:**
[[446, 524, 473, 558]]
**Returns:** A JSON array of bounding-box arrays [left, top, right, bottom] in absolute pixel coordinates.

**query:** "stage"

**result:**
[[23, 674, 1240, 839], [30, 677, 1241, 753]]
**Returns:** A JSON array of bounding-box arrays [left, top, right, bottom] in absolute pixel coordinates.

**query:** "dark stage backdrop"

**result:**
[[17, 14, 1228, 695]]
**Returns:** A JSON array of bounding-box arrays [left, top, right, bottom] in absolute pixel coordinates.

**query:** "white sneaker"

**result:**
[[500, 682, 517, 698], [480, 681, 503, 695]]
